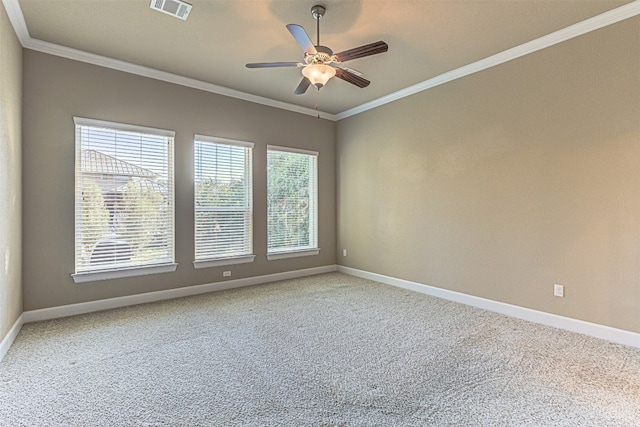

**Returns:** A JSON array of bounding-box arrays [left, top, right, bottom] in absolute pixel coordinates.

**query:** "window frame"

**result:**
[[266, 145, 320, 260], [71, 117, 177, 283], [193, 134, 255, 269]]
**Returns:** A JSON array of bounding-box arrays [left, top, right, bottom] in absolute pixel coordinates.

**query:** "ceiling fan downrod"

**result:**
[[311, 5, 325, 47]]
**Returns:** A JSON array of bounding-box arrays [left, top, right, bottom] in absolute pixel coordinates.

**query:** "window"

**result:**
[[194, 135, 255, 268], [267, 146, 319, 260], [73, 117, 176, 283]]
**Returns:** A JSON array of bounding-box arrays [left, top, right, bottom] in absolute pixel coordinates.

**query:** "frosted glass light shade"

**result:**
[[302, 64, 336, 89]]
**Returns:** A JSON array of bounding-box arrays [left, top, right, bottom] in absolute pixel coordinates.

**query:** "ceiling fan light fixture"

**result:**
[[302, 64, 336, 89], [245, 4, 387, 95]]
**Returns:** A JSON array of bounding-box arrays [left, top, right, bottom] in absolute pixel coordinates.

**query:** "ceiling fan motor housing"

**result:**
[[305, 45, 334, 65]]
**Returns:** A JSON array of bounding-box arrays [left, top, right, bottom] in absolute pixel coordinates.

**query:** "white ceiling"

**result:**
[[7, 0, 640, 119]]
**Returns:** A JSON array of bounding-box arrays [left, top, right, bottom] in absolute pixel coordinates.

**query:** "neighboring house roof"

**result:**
[[81, 149, 157, 178]]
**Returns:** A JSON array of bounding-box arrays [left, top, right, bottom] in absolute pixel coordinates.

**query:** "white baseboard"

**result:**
[[338, 266, 640, 349], [0, 314, 24, 363], [11, 263, 636, 360], [23, 265, 337, 324]]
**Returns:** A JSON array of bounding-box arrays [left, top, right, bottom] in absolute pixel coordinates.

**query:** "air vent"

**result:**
[[150, 0, 192, 20]]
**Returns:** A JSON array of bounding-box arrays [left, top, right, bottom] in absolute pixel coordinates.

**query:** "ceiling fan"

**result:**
[[246, 5, 388, 95]]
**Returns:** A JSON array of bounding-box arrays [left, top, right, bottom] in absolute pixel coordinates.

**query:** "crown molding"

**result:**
[[1, 0, 28, 45], [23, 38, 338, 121], [335, 0, 640, 120], [4, 0, 639, 122], [1, 0, 337, 121]]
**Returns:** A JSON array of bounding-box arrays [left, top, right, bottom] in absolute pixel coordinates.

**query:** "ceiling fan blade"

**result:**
[[294, 77, 311, 95], [330, 63, 363, 76], [334, 41, 388, 63], [246, 62, 301, 68], [335, 68, 370, 88], [286, 24, 317, 55]]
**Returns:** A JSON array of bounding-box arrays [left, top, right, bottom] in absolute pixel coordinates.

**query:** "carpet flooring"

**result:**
[[1, 272, 639, 426]]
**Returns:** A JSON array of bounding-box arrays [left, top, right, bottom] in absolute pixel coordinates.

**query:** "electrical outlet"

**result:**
[[223, 271, 231, 277], [554, 284, 564, 298], [343, 249, 347, 257]]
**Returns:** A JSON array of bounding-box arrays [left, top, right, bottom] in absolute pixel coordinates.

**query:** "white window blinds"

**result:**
[[267, 146, 318, 255], [194, 135, 253, 263], [74, 118, 175, 275]]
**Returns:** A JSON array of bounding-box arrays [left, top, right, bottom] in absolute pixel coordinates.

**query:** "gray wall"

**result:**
[[337, 18, 640, 333], [10, 11, 640, 337], [0, 2, 23, 339], [22, 51, 336, 311]]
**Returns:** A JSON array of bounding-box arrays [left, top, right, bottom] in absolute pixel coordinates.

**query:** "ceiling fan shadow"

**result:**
[[267, 0, 363, 35]]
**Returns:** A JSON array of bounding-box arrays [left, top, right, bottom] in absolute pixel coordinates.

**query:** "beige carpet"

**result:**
[[1, 272, 639, 426]]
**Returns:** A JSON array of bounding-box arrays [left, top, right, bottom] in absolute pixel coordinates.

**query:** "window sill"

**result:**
[[193, 255, 256, 269], [71, 263, 178, 284], [267, 248, 320, 261]]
